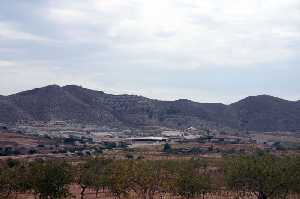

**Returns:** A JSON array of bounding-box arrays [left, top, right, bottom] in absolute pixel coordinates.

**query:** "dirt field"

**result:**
[[0, 132, 41, 147], [14, 187, 300, 199]]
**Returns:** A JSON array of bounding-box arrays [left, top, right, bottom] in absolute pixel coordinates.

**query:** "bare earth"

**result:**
[[14, 186, 300, 199]]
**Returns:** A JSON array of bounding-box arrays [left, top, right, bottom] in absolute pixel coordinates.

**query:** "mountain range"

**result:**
[[1, 85, 300, 132]]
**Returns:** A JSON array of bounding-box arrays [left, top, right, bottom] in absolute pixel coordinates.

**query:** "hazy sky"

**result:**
[[0, 0, 300, 104]]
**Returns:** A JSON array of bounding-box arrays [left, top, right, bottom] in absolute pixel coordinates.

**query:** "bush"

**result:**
[[163, 143, 172, 153]]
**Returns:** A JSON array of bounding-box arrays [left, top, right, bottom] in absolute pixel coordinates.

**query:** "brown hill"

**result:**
[[1, 85, 300, 132]]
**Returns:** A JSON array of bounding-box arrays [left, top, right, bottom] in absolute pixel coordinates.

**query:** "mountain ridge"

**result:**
[[1, 85, 300, 132]]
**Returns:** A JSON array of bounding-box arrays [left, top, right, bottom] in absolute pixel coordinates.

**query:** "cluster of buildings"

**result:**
[[1, 120, 298, 158]]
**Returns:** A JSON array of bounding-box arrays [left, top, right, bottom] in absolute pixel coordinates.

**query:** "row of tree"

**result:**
[[75, 157, 212, 199], [0, 153, 300, 199], [0, 159, 72, 199]]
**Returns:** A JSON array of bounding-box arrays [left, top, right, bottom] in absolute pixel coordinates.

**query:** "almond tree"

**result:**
[[129, 160, 167, 199], [29, 160, 73, 199], [0, 160, 32, 198], [224, 154, 300, 199], [76, 158, 111, 199], [106, 160, 132, 199], [173, 159, 212, 199]]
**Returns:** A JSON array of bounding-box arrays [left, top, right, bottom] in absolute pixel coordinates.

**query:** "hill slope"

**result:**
[[228, 95, 300, 131], [1, 85, 300, 132]]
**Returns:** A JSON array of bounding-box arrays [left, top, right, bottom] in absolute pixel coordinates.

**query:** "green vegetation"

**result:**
[[29, 160, 73, 199], [0, 154, 299, 199], [173, 159, 212, 199], [163, 143, 173, 153], [224, 153, 300, 199], [76, 158, 111, 198], [0, 159, 72, 199]]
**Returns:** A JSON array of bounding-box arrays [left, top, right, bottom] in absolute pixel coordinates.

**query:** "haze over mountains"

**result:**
[[1, 85, 300, 132]]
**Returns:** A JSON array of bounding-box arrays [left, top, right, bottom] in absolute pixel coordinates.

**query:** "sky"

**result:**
[[0, 0, 300, 104]]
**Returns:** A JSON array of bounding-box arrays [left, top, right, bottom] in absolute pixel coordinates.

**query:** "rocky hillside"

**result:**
[[228, 95, 300, 131], [1, 85, 300, 132]]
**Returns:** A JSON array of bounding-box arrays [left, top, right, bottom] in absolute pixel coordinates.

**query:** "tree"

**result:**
[[106, 160, 132, 199], [29, 160, 73, 199], [163, 143, 172, 153], [76, 158, 111, 199], [130, 160, 167, 199], [173, 159, 212, 199], [0, 165, 17, 198], [282, 156, 300, 197], [224, 154, 300, 199], [0, 160, 32, 198]]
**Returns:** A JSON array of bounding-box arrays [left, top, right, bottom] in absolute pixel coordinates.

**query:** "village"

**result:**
[[1, 121, 299, 159]]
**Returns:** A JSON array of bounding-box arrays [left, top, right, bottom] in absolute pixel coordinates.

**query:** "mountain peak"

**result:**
[[62, 84, 105, 95], [1, 85, 300, 131], [233, 95, 287, 105], [174, 99, 193, 103], [10, 84, 62, 97], [37, 84, 61, 90], [63, 85, 83, 89]]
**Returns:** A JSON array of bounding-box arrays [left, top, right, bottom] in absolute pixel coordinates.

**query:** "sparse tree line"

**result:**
[[0, 154, 300, 199]]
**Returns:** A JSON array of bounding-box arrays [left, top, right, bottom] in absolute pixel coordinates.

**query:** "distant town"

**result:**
[[1, 120, 299, 160]]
